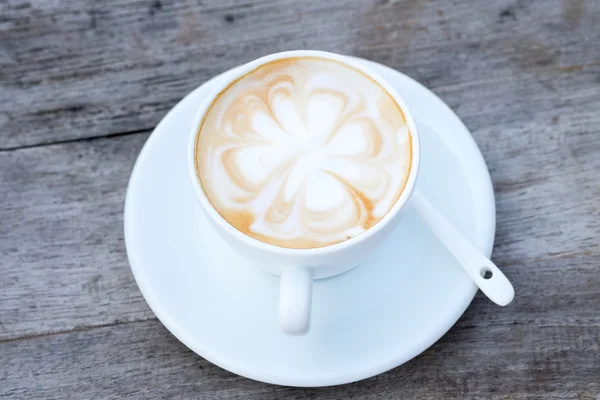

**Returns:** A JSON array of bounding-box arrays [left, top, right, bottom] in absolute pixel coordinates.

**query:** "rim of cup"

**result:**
[[187, 50, 421, 256]]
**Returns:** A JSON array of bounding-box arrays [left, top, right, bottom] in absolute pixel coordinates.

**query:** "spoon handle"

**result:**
[[410, 189, 514, 306]]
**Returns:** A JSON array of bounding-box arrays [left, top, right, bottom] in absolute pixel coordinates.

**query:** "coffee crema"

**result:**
[[194, 57, 412, 249]]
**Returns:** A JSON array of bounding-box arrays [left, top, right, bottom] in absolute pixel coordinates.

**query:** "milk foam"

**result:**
[[195, 57, 412, 248]]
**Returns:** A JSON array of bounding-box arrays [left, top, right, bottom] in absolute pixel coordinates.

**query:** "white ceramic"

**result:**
[[411, 190, 513, 305], [185, 51, 512, 335], [124, 57, 497, 386], [186, 50, 421, 335]]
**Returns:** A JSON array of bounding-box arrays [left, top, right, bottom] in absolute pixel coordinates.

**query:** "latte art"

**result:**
[[194, 57, 412, 248]]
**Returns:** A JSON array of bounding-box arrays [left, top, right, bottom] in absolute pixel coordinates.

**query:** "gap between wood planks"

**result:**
[[0, 128, 152, 152], [0, 317, 159, 345]]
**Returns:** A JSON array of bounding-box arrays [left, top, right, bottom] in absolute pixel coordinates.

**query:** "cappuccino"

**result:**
[[194, 57, 412, 249]]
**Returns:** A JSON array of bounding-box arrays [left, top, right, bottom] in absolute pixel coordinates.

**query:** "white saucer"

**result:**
[[124, 58, 496, 387]]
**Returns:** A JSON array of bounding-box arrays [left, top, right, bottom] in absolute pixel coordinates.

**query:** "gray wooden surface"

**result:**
[[1, 0, 599, 398]]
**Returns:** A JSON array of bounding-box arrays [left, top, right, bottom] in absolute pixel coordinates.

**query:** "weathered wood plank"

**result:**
[[0, 0, 599, 396], [0, 125, 598, 340], [0, 0, 599, 148], [1, 285, 599, 399], [0, 133, 154, 340]]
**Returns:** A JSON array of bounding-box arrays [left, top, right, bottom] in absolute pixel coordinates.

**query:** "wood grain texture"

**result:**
[[1, 103, 598, 341], [0, 133, 154, 341], [1, 0, 600, 398], [1, 0, 599, 148], [1, 287, 599, 399]]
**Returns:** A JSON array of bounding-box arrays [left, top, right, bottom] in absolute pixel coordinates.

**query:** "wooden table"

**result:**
[[1, 0, 599, 398]]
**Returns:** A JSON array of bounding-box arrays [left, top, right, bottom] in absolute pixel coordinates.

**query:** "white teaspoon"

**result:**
[[410, 189, 514, 306]]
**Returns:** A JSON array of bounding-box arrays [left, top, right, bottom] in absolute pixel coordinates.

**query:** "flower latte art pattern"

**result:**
[[195, 57, 412, 248]]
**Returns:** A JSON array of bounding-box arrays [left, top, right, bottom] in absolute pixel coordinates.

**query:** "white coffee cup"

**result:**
[[188, 50, 420, 335]]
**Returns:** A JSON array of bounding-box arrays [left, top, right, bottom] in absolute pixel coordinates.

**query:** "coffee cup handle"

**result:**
[[279, 266, 313, 335]]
